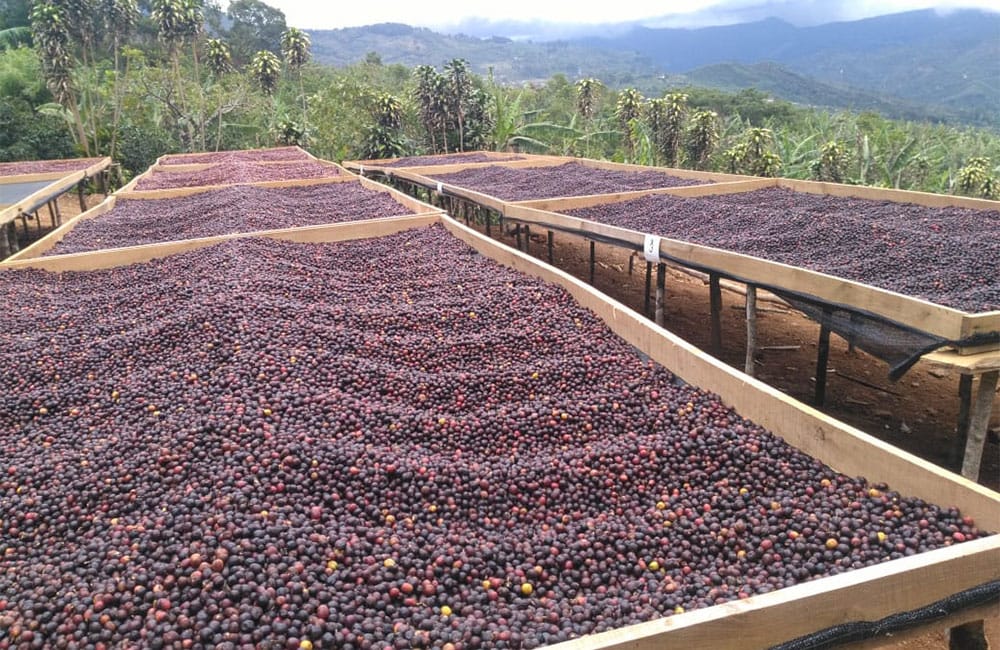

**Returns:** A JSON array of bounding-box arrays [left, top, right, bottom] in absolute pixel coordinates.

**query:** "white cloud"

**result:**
[[237, 0, 1000, 30]]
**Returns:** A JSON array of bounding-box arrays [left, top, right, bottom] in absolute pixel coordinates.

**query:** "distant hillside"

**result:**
[[682, 63, 963, 123], [576, 9, 1000, 122], [308, 23, 662, 86], [306, 10, 1000, 127]]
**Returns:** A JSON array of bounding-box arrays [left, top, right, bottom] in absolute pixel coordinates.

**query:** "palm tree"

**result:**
[[646, 92, 687, 167], [684, 109, 719, 171], [29, 0, 90, 155], [250, 49, 281, 96], [205, 38, 232, 78], [58, 0, 97, 66], [811, 140, 850, 183], [575, 77, 602, 157], [575, 78, 601, 121], [363, 93, 406, 159], [151, 0, 188, 112], [205, 38, 232, 150], [615, 88, 643, 162], [280, 27, 310, 142], [444, 58, 471, 152], [100, 0, 138, 161], [413, 64, 440, 153]]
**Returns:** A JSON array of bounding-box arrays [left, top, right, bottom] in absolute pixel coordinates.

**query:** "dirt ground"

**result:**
[[3, 190, 103, 258], [480, 220, 999, 650]]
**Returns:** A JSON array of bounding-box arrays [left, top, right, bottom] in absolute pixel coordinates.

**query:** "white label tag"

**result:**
[[643, 234, 661, 263], [436, 181, 443, 193]]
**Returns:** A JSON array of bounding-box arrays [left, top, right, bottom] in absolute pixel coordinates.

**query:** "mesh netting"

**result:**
[[769, 289, 953, 381], [771, 579, 1000, 650]]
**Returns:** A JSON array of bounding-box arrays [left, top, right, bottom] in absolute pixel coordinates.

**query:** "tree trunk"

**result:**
[[67, 93, 91, 157]]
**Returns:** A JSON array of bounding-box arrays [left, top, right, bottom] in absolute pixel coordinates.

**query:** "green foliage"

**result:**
[[249, 49, 279, 95], [725, 127, 783, 177], [0, 26, 31, 49], [273, 116, 304, 146], [280, 26, 309, 70], [205, 37, 231, 77], [0, 96, 75, 160], [575, 78, 601, 121], [615, 88, 643, 161], [684, 109, 719, 171], [115, 120, 177, 177], [645, 92, 687, 167], [0, 45, 47, 104], [956, 157, 998, 200], [1, 0, 31, 30], [226, 0, 286, 64], [811, 140, 849, 183]]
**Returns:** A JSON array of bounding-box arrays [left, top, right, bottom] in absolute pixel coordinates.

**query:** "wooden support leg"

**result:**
[[589, 241, 596, 285], [745, 285, 758, 377], [524, 225, 531, 255], [77, 182, 87, 212], [53, 199, 62, 225], [485, 209, 492, 237], [628, 252, 634, 276], [515, 225, 522, 251], [709, 273, 723, 355], [547, 231, 553, 264], [961, 370, 999, 481], [8, 221, 19, 253], [655, 263, 666, 327], [0, 222, 10, 259], [644, 262, 652, 317], [955, 374, 974, 472], [815, 311, 832, 407]]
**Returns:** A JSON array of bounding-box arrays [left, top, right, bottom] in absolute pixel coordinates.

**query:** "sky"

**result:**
[[250, 0, 1000, 32]]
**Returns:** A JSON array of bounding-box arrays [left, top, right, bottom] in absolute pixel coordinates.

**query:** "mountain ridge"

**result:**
[[306, 9, 1000, 126]]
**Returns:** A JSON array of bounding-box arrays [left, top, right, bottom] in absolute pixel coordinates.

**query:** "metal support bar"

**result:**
[[589, 240, 596, 285], [655, 263, 666, 327], [745, 285, 758, 377], [644, 262, 652, 317], [815, 309, 832, 407], [709, 273, 723, 354], [547, 231, 553, 264], [955, 374, 974, 472]]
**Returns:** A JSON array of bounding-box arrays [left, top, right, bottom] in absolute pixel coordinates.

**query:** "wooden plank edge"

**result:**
[[0, 213, 443, 272], [536, 536, 999, 650], [778, 178, 1000, 211], [342, 152, 553, 173], [0, 157, 110, 185], [440, 216, 1000, 524], [501, 203, 976, 341], [923, 349, 1000, 374], [0, 163, 109, 227], [510, 179, 780, 211], [149, 157, 333, 174], [388, 170, 508, 213], [156, 146, 313, 166], [118, 175, 353, 200], [2, 195, 118, 262], [356, 176, 440, 214], [575, 157, 755, 183]]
